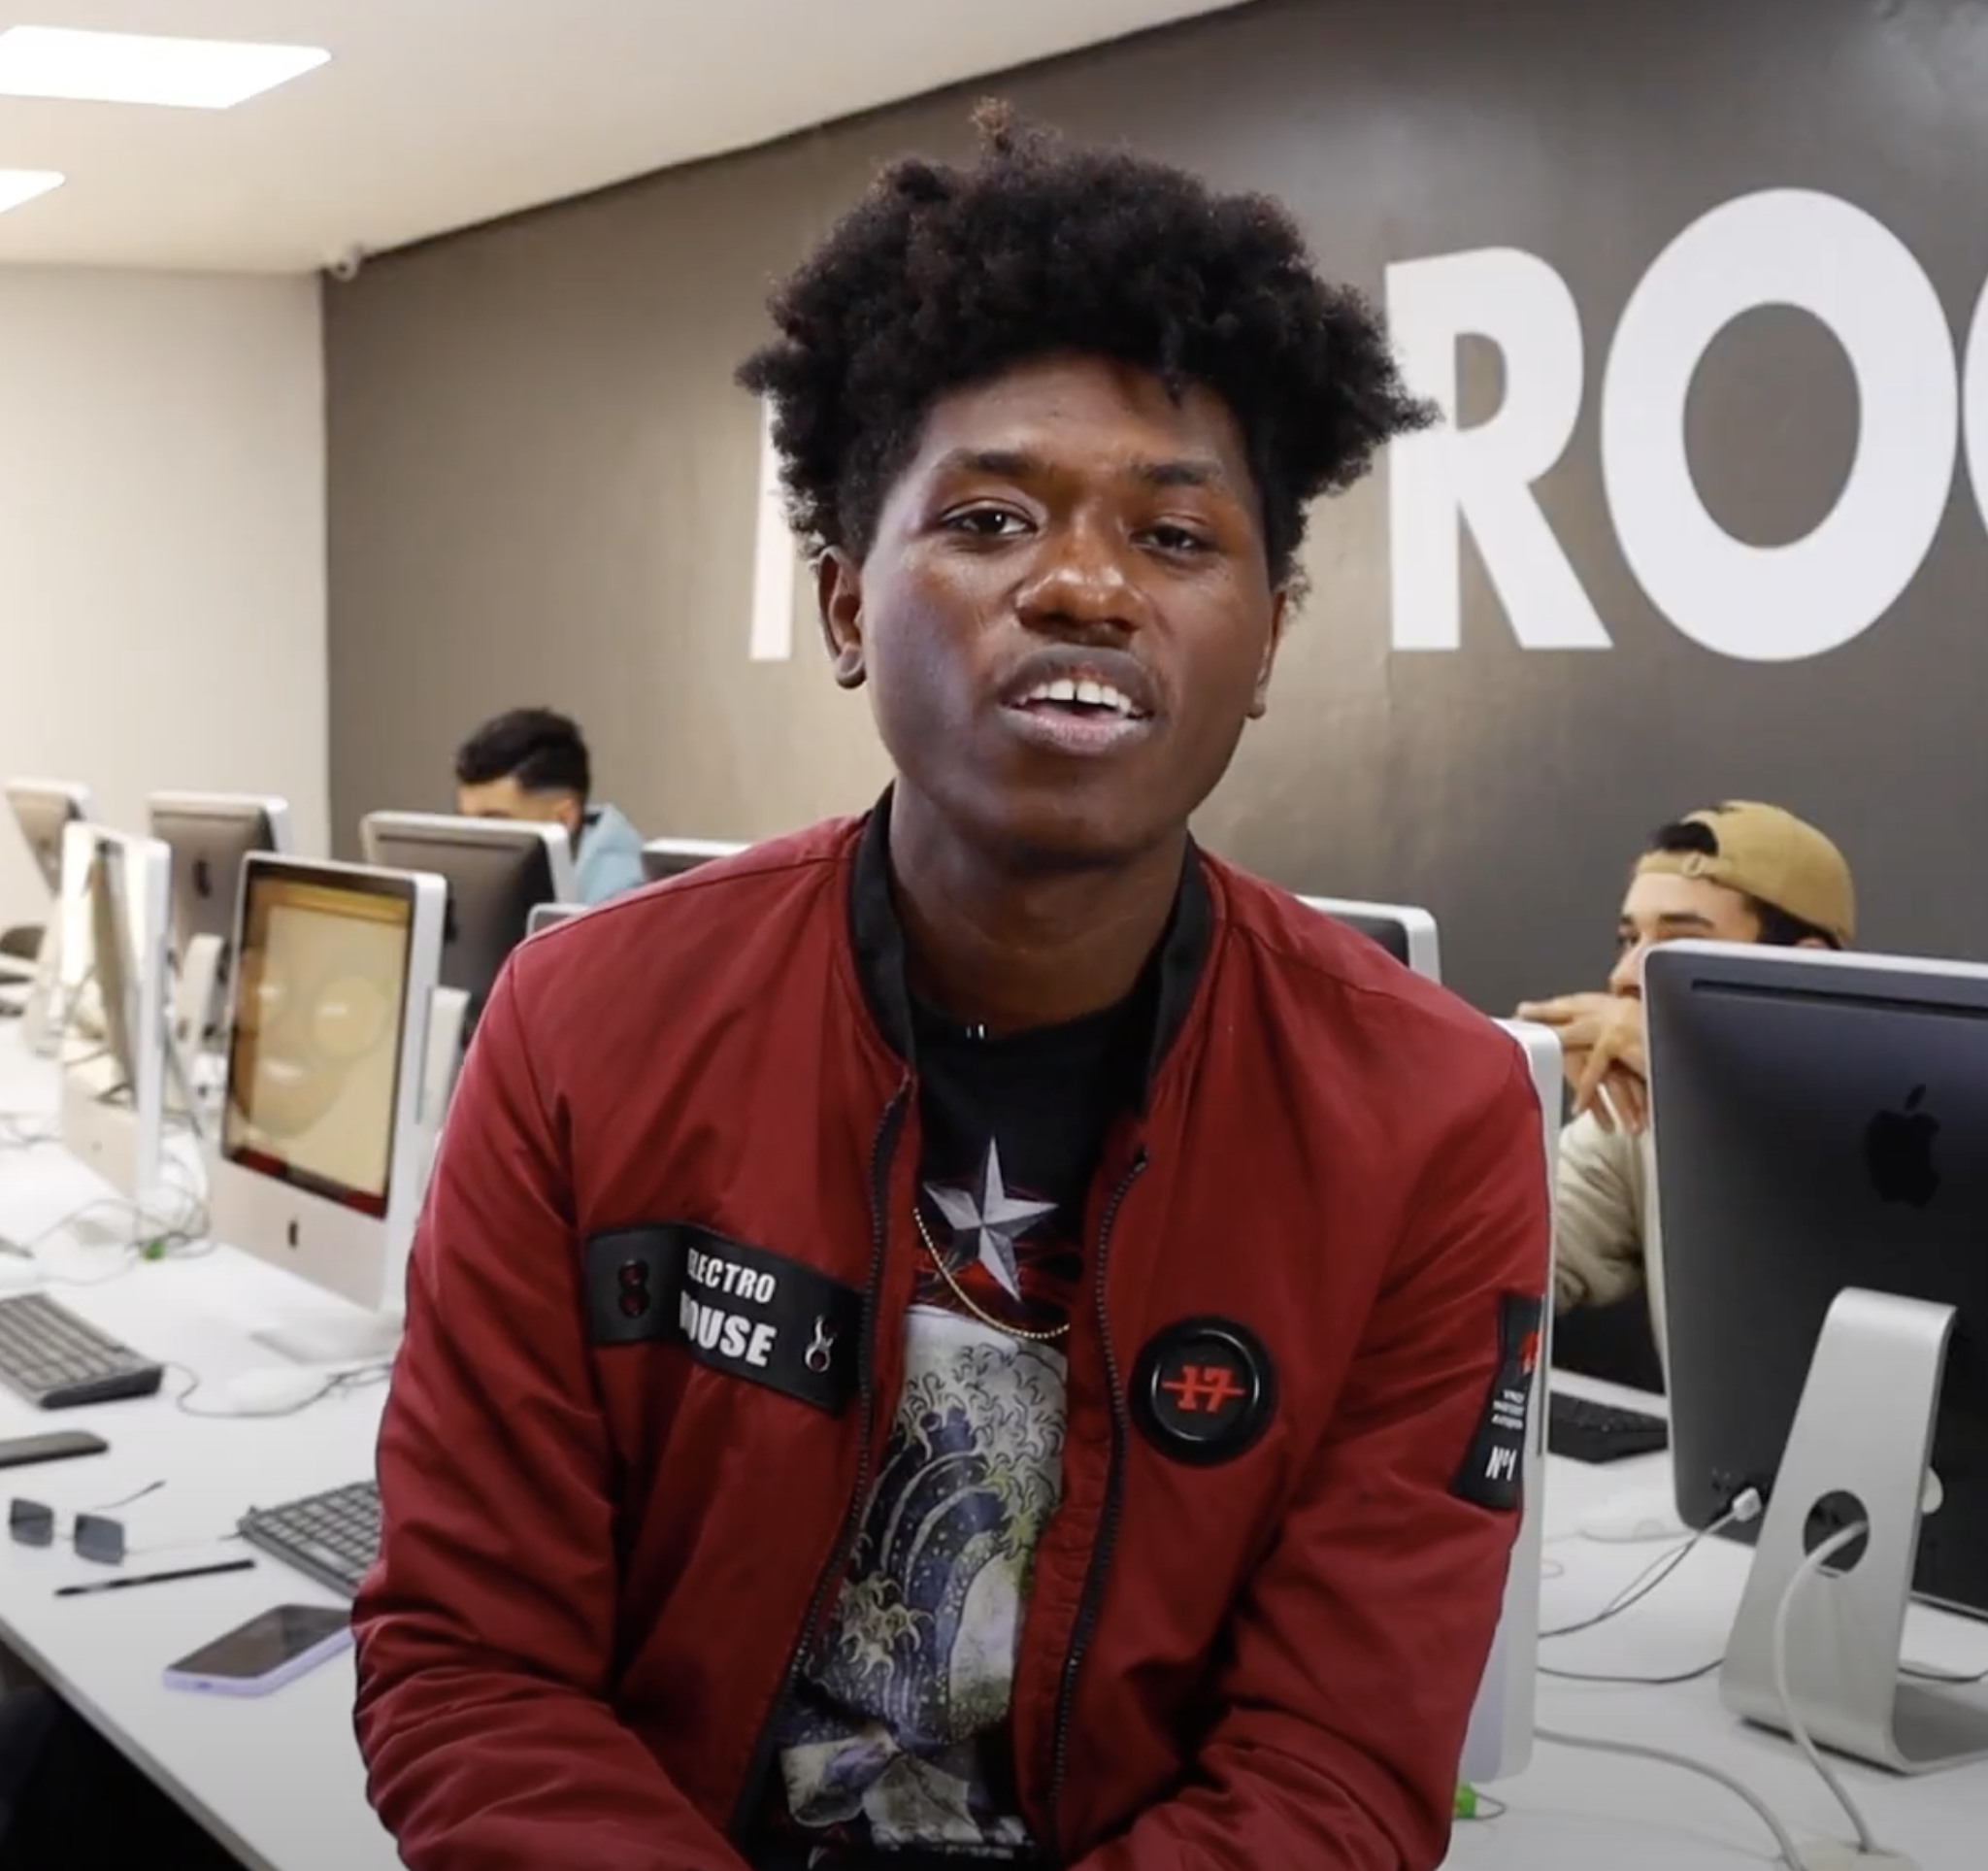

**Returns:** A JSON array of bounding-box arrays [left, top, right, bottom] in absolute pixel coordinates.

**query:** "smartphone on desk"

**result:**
[[163, 1604, 351, 1697], [0, 1431, 107, 1470]]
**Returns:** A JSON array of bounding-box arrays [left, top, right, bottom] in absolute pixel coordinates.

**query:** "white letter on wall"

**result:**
[[748, 400, 798, 661], [1602, 188, 1955, 663], [1386, 248, 1605, 652]]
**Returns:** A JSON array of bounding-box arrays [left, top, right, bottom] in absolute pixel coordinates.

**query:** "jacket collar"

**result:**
[[846, 786, 1211, 1109]]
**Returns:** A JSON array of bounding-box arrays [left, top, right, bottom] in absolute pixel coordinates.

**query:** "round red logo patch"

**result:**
[[1132, 1317, 1275, 1465]]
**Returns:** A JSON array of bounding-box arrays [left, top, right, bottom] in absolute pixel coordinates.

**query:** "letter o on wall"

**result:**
[[1961, 272, 1988, 541], [1601, 189, 1958, 662]]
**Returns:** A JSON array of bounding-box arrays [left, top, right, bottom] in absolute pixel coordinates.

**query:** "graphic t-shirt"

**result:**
[[764, 986, 1149, 1864]]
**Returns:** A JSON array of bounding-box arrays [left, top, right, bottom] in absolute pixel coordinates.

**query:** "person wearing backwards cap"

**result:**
[[1517, 802, 1856, 1364]]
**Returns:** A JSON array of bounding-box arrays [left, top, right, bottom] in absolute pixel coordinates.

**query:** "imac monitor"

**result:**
[[527, 902, 587, 937], [640, 837, 744, 884], [212, 854, 446, 1328], [1457, 1017, 1558, 1785], [1298, 895, 1441, 982], [148, 792, 293, 1051], [360, 813, 576, 1028], [147, 792, 293, 961], [55, 823, 171, 1201], [6, 780, 92, 897], [1645, 941, 1988, 1619]]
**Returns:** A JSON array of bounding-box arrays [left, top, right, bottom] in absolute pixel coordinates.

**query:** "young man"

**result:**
[[1519, 801, 1854, 1362], [355, 109, 1549, 1871], [453, 705, 646, 903]]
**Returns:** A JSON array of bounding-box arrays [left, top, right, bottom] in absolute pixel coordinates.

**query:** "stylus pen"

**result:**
[[54, 1557, 255, 1597]]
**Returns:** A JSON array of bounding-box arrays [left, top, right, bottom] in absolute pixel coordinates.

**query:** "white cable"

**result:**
[[1773, 1522, 1884, 1856], [1537, 1727, 1804, 1869], [1544, 1487, 1762, 1640]]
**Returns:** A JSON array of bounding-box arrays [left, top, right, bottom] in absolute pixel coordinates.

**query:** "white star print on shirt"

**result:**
[[924, 1140, 1057, 1301]]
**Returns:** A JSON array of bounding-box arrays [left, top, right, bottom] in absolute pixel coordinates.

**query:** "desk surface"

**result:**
[[0, 1038, 395, 1871], [2, 1028, 1984, 1871]]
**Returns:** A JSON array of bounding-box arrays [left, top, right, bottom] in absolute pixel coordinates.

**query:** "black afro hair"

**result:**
[[736, 101, 1436, 588]]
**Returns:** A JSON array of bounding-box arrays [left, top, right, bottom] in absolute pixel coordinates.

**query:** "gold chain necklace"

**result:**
[[912, 1201, 1071, 1343]]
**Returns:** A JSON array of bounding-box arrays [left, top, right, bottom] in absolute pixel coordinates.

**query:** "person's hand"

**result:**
[[1512, 992, 1649, 1133]]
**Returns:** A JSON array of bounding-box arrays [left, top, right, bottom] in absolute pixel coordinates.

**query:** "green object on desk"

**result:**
[[1453, 1784, 1478, 1820]]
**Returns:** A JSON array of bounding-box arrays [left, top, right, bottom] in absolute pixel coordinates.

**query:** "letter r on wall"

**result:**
[[1385, 248, 1609, 652]]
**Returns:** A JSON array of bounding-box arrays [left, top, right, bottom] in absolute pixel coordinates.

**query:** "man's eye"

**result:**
[[1143, 524, 1210, 553], [945, 509, 1028, 537]]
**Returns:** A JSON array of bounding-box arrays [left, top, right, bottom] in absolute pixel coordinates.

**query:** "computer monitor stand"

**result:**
[[1720, 1286, 1988, 1776], [166, 935, 225, 1129], [420, 986, 470, 1146], [21, 922, 63, 1056], [251, 1300, 405, 1369], [170, 933, 223, 1059], [246, 987, 467, 1370]]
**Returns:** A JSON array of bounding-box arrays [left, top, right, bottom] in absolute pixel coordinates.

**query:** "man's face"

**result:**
[[1607, 871, 1762, 997], [455, 776, 579, 837], [819, 353, 1287, 869]]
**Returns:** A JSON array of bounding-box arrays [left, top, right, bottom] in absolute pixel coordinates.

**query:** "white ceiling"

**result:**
[[0, 1, 1249, 273]]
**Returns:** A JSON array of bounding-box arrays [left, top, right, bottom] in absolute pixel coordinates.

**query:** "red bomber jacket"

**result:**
[[352, 801, 1550, 1871]]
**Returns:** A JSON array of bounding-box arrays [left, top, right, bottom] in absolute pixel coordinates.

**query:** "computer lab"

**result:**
[[1, 6, 1985, 1871]]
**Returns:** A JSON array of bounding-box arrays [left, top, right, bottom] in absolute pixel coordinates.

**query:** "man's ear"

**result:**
[[1246, 587, 1292, 720], [816, 550, 866, 690]]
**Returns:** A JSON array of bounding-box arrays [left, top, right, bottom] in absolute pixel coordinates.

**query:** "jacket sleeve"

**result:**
[[351, 962, 749, 1871], [1550, 1109, 1645, 1314], [1072, 1044, 1551, 1871]]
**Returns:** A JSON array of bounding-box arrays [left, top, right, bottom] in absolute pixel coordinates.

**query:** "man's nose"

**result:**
[[1608, 942, 1646, 998], [1014, 517, 1143, 637]]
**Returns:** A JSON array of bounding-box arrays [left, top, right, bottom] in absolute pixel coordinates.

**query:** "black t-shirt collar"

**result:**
[[846, 786, 1212, 1110]]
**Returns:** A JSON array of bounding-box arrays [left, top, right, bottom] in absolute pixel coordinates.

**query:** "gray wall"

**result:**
[[326, 0, 1988, 1014]]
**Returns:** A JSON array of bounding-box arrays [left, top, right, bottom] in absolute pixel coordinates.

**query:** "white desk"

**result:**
[[3, 1027, 1984, 1871], [1441, 1379, 1988, 1869], [0, 1034, 397, 1871]]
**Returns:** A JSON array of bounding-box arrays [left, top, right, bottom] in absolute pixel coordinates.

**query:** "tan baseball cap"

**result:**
[[1636, 801, 1855, 948]]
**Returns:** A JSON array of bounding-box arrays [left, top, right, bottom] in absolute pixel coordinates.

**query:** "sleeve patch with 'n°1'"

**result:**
[[1452, 1291, 1543, 1513]]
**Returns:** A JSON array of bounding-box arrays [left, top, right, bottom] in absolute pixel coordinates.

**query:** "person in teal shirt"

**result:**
[[453, 707, 646, 905]]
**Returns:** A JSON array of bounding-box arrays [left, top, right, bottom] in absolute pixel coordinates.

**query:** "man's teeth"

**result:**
[[1023, 677, 1140, 717]]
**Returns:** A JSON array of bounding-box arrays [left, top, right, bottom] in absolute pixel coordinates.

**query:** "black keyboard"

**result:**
[[238, 1481, 381, 1597], [0, 1292, 164, 1408], [1548, 1390, 1671, 1464]]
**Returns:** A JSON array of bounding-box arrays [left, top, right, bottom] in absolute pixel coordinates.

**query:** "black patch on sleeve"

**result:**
[[1452, 1291, 1543, 1512], [581, 1224, 861, 1415]]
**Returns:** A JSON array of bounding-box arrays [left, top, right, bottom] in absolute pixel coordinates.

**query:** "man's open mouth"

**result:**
[[1011, 676, 1150, 721]]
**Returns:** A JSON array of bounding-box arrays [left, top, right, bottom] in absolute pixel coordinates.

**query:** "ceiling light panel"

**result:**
[[0, 25, 329, 110]]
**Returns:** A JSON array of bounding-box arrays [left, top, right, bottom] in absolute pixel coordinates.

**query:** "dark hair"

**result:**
[[1645, 819, 1839, 950], [736, 101, 1435, 589], [454, 708, 591, 801]]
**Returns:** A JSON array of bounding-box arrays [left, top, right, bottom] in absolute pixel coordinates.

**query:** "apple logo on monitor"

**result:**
[[1866, 1086, 1939, 1207]]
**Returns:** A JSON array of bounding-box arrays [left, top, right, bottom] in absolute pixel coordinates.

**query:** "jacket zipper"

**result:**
[[727, 1080, 911, 1842], [1045, 1146, 1148, 1855]]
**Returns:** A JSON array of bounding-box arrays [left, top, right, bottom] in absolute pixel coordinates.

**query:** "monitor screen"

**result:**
[[222, 869, 414, 1220]]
